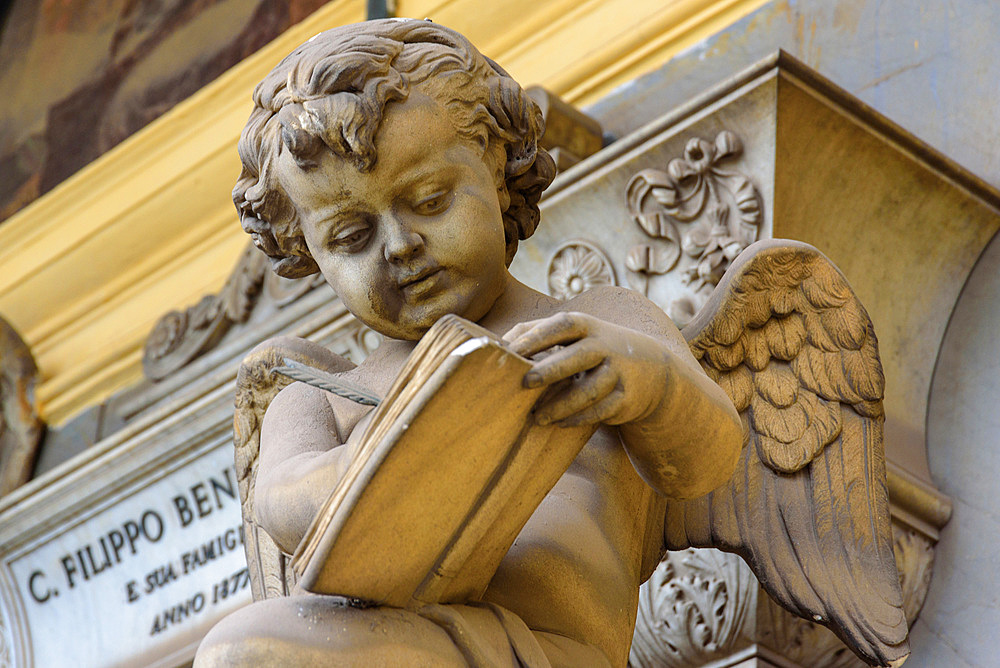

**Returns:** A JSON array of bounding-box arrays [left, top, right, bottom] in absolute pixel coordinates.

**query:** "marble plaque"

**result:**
[[2, 444, 249, 667]]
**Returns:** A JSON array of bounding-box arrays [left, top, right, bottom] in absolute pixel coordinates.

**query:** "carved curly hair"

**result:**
[[234, 18, 556, 278]]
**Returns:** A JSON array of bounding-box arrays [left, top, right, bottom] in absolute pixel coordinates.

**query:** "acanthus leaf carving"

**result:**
[[893, 526, 936, 627], [630, 548, 756, 667], [631, 521, 939, 668], [624, 131, 762, 327]]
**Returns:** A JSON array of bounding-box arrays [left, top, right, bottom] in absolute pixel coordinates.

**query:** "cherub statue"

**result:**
[[196, 19, 907, 667]]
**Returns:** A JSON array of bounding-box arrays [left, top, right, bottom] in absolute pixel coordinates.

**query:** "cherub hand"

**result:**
[[503, 312, 670, 427]]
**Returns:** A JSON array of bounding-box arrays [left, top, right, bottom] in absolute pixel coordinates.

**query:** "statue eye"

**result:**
[[413, 191, 450, 215], [331, 224, 371, 252]]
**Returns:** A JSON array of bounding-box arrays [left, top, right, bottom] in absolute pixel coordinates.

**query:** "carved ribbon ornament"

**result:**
[[625, 131, 762, 326]]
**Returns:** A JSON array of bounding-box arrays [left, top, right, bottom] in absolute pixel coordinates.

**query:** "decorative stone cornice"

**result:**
[[142, 245, 269, 381]]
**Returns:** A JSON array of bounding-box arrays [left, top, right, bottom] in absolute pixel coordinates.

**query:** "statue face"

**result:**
[[277, 90, 509, 340]]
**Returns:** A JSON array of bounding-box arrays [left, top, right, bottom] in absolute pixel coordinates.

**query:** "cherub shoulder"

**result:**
[[261, 381, 343, 460], [561, 285, 686, 349]]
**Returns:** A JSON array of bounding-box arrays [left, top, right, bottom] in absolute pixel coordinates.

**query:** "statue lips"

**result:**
[[397, 265, 445, 299]]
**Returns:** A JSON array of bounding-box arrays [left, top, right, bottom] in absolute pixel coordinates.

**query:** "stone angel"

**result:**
[[198, 18, 905, 668], [223, 238, 905, 667]]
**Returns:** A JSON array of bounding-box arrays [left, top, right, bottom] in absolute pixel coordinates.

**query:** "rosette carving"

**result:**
[[547, 240, 616, 300], [624, 131, 762, 325]]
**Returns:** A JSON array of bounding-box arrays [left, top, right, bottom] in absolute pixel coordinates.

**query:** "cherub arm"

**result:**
[[504, 286, 742, 499], [255, 381, 357, 554]]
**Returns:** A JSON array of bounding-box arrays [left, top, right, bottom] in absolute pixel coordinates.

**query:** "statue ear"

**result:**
[[484, 140, 511, 212], [496, 182, 511, 213]]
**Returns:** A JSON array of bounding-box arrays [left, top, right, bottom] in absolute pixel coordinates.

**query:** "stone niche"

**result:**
[[2, 52, 995, 667]]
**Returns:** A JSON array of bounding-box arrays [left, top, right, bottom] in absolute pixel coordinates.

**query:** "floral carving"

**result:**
[[624, 131, 762, 326], [547, 240, 616, 300]]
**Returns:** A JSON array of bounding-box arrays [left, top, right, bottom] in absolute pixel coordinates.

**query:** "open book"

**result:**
[[290, 314, 595, 608]]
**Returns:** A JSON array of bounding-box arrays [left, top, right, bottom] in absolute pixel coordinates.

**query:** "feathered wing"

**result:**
[[234, 336, 355, 600], [668, 239, 907, 666]]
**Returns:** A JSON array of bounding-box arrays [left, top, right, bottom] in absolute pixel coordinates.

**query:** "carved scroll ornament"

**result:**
[[143, 244, 269, 380], [143, 243, 331, 381], [625, 131, 762, 326]]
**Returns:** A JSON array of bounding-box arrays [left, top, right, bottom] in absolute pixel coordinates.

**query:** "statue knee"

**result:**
[[195, 595, 468, 667]]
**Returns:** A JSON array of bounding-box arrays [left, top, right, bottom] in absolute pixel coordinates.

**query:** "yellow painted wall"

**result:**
[[0, 0, 766, 425]]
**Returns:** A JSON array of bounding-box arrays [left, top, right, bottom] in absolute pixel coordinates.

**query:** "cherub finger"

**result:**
[[535, 364, 618, 425], [501, 320, 537, 343], [524, 342, 605, 389], [506, 312, 591, 358], [552, 387, 627, 428]]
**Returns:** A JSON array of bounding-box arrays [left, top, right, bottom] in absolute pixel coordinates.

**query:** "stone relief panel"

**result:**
[[623, 131, 762, 326]]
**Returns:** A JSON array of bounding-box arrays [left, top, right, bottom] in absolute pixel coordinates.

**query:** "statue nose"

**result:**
[[382, 214, 424, 263]]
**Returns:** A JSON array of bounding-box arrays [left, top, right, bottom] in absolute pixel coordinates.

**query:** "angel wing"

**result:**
[[667, 239, 907, 666], [233, 335, 355, 600]]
